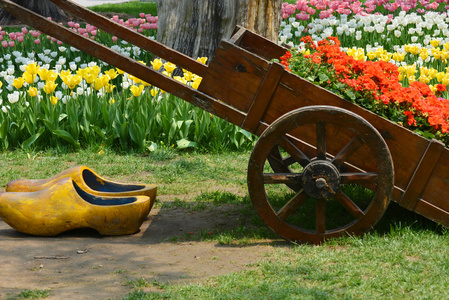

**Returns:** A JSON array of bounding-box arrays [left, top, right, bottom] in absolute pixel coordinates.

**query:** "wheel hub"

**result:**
[[302, 160, 340, 199]]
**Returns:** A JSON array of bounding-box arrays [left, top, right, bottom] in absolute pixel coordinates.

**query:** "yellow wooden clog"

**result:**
[[0, 177, 151, 236], [6, 166, 157, 211]]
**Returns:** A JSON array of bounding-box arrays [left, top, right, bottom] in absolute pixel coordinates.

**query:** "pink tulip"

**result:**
[[21, 27, 28, 34], [30, 30, 40, 38], [8, 41, 14, 47], [8, 32, 16, 40], [139, 13, 145, 18], [68, 21, 75, 27], [90, 30, 97, 36], [0, 31, 5, 36], [57, 40, 63, 45], [34, 39, 40, 45], [430, 1, 439, 9], [51, 37, 57, 42], [112, 36, 118, 43], [138, 28, 144, 33], [17, 35, 23, 43], [2, 41, 7, 48]]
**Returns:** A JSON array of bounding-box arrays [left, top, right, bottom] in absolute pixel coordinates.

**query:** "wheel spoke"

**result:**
[[316, 122, 326, 160], [340, 172, 378, 184], [283, 156, 297, 167], [332, 136, 365, 168], [263, 173, 301, 185], [279, 137, 311, 167], [277, 189, 307, 220], [316, 198, 326, 234], [335, 190, 365, 220]]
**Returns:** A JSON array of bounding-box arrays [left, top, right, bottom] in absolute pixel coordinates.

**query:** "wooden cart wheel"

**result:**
[[248, 105, 394, 244]]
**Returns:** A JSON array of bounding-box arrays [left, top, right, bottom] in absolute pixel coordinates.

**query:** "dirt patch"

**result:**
[[0, 203, 283, 299]]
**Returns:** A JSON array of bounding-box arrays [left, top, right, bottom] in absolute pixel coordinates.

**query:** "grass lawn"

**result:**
[[1, 149, 448, 299]]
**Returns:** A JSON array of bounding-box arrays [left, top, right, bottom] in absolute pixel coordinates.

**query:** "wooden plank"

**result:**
[[237, 26, 289, 61], [229, 26, 247, 45], [241, 62, 285, 133], [414, 199, 449, 227], [46, 0, 208, 77], [399, 139, 444, 210], [198, 40, 269, 113]]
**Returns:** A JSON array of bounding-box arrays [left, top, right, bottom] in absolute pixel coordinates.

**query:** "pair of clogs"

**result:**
[[0, 166, 157, 236]]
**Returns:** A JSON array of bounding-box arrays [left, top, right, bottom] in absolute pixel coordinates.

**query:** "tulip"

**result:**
[[43, 81, 58, 94], [130, 84, 144, 97], [12, 77, 25, 89], [28, 87, 38, 97], [151, 58, 163, 71]]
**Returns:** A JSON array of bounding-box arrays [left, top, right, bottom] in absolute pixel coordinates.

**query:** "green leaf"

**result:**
[[318, 72, 329, 82], [53, 129, 80, 149], [21, 127, 45, 150], [177, 138, 197, 149]]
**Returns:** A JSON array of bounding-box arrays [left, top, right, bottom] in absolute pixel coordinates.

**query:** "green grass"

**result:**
[[88, 1, 157, 17], [1, 149, 448, 299], [9, 289, 51, 299]]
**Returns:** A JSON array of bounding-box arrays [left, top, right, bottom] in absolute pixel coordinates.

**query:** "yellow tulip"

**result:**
[[43, 81, 58, 94], [163, 62, 177, 74], [60, 70, 71, 77], [23, 71, 35, 85], [105, 68, 118, 80], [430, 39, 441, 47], [12, 77, 25, 89], [130, 85, 144, 97], [116, 68, 125, 74], [129, 74, 142, 84], [38, 68, 58, 82], [0, 81, 3, 89], [392, 52, 405, 62], [93, 76, 107, 91], [105, 84, 116, 93], [183, 70, 194, 81], [150, 88, 159, 97], [151, 58, 163, 71], [197, 57, 208, 64], [50, 96, 58, 105], [25, 62, 39, 75], [28, 87, 38, 97], [420, 49, 429, 61], [367, 51, 376, 60], [62, 74, 82, 90]]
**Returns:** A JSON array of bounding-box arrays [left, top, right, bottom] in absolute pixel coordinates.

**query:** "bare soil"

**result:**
[[0, 201, 282, 300]]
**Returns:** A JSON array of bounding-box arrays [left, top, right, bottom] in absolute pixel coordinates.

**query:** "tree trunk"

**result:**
[[156, 0, 281, 60], [0, 0, 68, 25]]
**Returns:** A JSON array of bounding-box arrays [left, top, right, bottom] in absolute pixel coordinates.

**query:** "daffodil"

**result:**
[[43, 81, 58, 94], [28, 87, 38, 97], [151, 58, 163, 71], [130, 84, 144, 97], [12, 77, 25, 89]]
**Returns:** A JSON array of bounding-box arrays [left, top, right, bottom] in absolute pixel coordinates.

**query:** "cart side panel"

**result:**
[[198, 40, 270, 113], [263, 71, 432, 199], [232, 26, 289, 62], [416, 152, 449, 225]]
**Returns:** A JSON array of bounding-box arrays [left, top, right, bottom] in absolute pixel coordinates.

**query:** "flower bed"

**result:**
[[279, 0, 449, 146]]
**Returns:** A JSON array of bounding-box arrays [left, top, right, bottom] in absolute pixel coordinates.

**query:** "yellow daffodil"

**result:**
[[50, 96, 58, 105], [43, 81, 58, 94], [151, 58, 163, 71], [197, 57, 208, 64], [163, 62, 177, 74], [130, 84, 144, 97], [25, 62, 39, 75], [12, 77, 25, 89], [28, 87, 38, 97]]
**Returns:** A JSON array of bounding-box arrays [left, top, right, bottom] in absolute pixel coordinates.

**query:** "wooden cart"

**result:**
[[2, 0, 449, 244]]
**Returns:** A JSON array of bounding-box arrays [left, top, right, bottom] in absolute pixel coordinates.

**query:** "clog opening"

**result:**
[[82, 169, 145, 193], [73, 181, 138, 205]]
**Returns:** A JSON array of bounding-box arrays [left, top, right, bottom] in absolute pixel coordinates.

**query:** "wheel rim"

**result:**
[[248, 106, 394, 244]]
